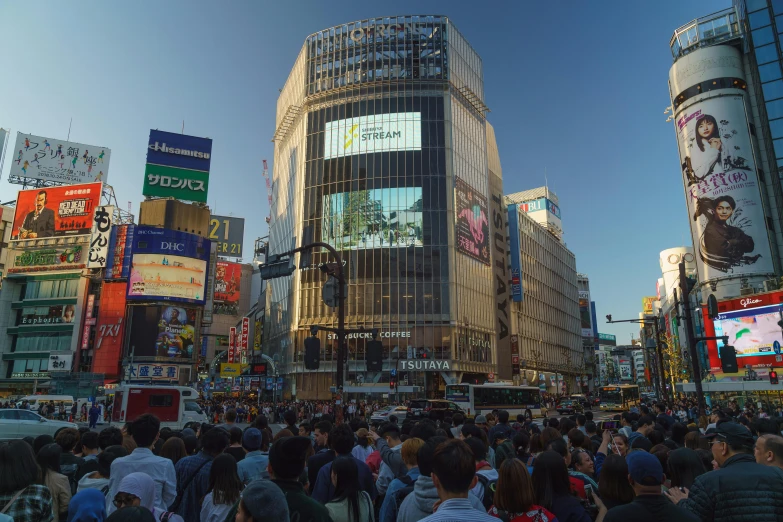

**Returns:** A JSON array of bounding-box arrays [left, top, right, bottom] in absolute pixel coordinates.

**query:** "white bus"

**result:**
[[599, 385, 640, 411], [445, 383, 544, 419]]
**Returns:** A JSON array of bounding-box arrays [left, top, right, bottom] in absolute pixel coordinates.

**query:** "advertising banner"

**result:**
[[8, 240, 87, 274], [81, 294, 95, 350], [659, 247, 696, 300], [229, 327, 236, 363], [579, 291, 592, 337], [241, 317, 250, 363], [507, 204, 523, 302], [676, 95, 774, 280], [209, 215, 245, 257], [11, 182, 102, 240], [127, 305, 197, 359], [48, 354, 73, 372], [642, 296, 657, 315], [143, 163, 209, 203], [619, 360, 633, 381], [203, 242, 217, 324], [254, 318, 262, 352], [127, 363, 179, 381], [92, 282, 127, 377], [87, 206, 113, 268], [8, 133, 110, 185], [19, 304, 77, 325], [324, 112, 421, 160], [147, 129, 212, 172], [220, 363, 241, 378], [127, 227, 210, 304], [214, 261, 241, 303], [105, 224, 135, 280], [598, 333, 617, 346], [455, 178, 490, 265], [321, 187, 423, 250]]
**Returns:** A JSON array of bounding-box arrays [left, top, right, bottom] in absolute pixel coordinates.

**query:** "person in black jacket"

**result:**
[[665, 422, 783, 522], [601, 451, 699, 522]]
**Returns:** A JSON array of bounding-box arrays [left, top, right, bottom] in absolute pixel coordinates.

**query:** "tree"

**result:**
[[661, 333, 687, 393]]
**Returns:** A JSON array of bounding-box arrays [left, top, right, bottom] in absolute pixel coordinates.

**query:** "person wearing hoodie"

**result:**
[[67, 489, 107, 522], [397, 438, 487, 522], [78, 451, 116, 496], [114, 472, 184, 522]]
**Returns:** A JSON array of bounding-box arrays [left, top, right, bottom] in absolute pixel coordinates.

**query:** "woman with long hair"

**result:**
[[38, 443, 71, 522], [200, 454, 243, 522], [159, 437, 187, 466], [667, 448, 707, 490], [689, 114, 722, 181], [532, 451, 591, 522], [597, 454, 634, 511], [488, 458, 557, 522], [0, 441, 53, 521], [325, 456, 374, 522]]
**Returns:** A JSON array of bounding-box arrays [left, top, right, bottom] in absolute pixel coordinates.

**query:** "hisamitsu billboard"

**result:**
[[147, 130, 212, 172]]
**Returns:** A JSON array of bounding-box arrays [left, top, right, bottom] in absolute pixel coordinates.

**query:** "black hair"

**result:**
[[695, 114, 720, 152], [598, 454, 635, 506], [410, 419, 437, 441], [498, 410, 510, 424], [452, 413, 464, 426], [576, 414, 586, 426], [97, 450, 118, 478], [513, 431, 531, 460], [547, 418, 559, 430], [696, 448, 714, 471], [585, 411, 594, 421], [105, 506, 156, 522], [330, 457, 363, 522], [671, 423, 688, 445], [98, 427, 124, 450], [81, 431, 99, 451], [283, 410, 297, 426], [0, 440, 41, 493], [314, 420, 332, 436], [532, 451, 572, 511], [378, 422, 401, 439], [460, 423, 482, 439], [585, 421, 597, 434], [183, 435, 199, 455], [432, 440, 476, 494], [667, 448, 707, 489], [252, 414, 269, 431], [131, 414, 161, 448], [330, 424, 356, 455], [753, 418, 780, 436], [55, 428, 80, 453], [37, 443, 62, 479], [546, 438, 568, 458], [33, 434, 54, 456], [202, 426, 229, 456], [638, 415, 656, 428], [209, 454, 243, 506], [228, 427, 243, 445], [417, 436, 446, 477], [464, 437, 487, 461]]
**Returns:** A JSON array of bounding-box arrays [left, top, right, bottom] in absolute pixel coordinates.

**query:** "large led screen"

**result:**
[[128, 253, 207, 303], [713, 303, 783, 358], [324, 112, 421, 159], [321, 187, 423, 250], [128, 305, 196, 359]]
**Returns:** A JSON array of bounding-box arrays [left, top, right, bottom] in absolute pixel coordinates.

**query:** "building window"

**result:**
[[755, 43, 779, 64], [773, 137, 783, 158], [774, 0, 783, 15], [15, 334, 71, 353], [767, 98, 783, 119], [753, 26, 776, 46], [763, 79, 783, 101], [11, 359, 48, 374], [760, 62, 783, 83], [23, 279, 78, 299], [750, 9, 772, 29], [769, 117, 783, 138]]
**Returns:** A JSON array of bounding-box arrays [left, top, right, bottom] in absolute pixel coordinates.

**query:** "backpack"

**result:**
[[393, 485, 415, 516], [477, 473, 497, 510]]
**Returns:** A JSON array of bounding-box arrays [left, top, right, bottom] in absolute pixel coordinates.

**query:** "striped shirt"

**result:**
[[419, 498, 497, 522]]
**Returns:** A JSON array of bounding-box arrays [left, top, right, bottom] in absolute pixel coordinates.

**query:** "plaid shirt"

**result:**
[[0, 485, 53, 522]]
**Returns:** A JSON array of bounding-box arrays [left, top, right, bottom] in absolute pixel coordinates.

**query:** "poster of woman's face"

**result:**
[[677, 96, 773, 279]]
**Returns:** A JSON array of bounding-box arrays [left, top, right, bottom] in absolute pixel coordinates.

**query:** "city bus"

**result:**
[[599, 384, 640, 411], [444, 383, 544, 419]]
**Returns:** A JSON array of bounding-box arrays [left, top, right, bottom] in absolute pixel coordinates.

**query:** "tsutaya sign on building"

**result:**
[[399, 360, 451, 371]]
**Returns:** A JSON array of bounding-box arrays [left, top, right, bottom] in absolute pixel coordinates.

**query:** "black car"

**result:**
[[569, 395, 593, 411], [406, 399, 464, 423], [556, 400, 584, 415]]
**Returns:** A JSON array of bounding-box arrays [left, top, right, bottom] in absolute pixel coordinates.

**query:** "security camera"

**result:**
[[606, 314, 612, 322]]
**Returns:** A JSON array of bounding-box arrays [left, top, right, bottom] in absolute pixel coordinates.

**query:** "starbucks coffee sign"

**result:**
[[399, 360, 451, 371]]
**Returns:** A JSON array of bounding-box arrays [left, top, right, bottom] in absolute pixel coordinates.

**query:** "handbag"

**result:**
[[1, 488, 26, 514]]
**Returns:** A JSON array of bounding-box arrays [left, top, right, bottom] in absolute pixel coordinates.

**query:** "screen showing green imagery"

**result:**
[[322, 187, 423, 250]]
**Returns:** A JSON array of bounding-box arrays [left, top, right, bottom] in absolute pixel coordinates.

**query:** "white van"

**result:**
[[16, 395, 75, 412]]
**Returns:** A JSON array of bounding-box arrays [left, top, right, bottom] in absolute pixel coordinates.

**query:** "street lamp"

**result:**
[[607, 314, 669, 405]]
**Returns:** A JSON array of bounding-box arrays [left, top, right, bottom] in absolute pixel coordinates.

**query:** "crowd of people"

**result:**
[[0, 395, 782, 522]]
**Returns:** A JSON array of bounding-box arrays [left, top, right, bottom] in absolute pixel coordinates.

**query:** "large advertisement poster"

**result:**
[[455, 178, 490, 265], [128, 305, 196, 359], [579, 291, 593, 337], [321, 187, 423, 250], [676, 96, 773, 280], [713, 303, 783, 359], [209, 215, 245, 257], [8, 133, 110, 185], [324, 112, 421, 160], [11, 182, 102, 240], [642, 296, 657, 315], [214, 261, 241, 303], [92, 282, 127, 377]]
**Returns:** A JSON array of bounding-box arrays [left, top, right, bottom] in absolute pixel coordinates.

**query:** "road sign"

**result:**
[[390, 368, 397, 377], [775, 341, 781, 355], [488, 372, 494, 380]]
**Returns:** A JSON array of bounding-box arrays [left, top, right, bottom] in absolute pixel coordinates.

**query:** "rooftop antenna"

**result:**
[[182, 120, 185, 134], [67, 118, 73, 141]]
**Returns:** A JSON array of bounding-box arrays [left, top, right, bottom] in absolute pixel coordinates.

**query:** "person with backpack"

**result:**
[[493, 432, 516, 471], [465, 438, 498, 510], [378, 437, 424, 522], [488, 459, 558, 522]]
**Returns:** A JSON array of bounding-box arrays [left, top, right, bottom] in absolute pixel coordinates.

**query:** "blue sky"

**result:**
[[0, 0, 728, 341]]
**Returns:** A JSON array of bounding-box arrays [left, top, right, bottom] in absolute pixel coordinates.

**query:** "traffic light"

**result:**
[[259, 253, 296, 280], [366, 340, 383, 372], [771, 370, 779, 385], [304, 336, 320, 370], [719, 345, 738, 374], [389, 379, 396, 390]]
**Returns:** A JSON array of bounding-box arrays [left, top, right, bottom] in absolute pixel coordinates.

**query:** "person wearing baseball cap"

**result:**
[[666, 421, 783, 522], [600, 451, 698, 522], [237, 428, 270, 486]]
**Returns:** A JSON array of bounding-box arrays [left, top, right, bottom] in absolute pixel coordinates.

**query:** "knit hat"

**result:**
[[240, 480, 290, 522], [67, 488, 107, 522]]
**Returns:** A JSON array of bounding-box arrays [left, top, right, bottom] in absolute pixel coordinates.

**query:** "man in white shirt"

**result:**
[[105, 413, 177, 514]]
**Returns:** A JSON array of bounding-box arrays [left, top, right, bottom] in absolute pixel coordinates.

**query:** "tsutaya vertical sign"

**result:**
[[490, 171, 511, 379]]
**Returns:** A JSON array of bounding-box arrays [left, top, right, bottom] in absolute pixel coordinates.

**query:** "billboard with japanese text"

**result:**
[[92, 282, 127, 378], [144, 130, 212, 202], [8, 132, 110, 185], [87, 206, 113, 268], [455, 178, 490, 265], [11, 182, 103, 240]]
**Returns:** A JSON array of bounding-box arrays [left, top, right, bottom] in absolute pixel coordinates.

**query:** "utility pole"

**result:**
[[679, 261, 706, 417], [652, 316, 669, 406]]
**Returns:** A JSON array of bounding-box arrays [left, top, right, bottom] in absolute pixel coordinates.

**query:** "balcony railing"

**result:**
[[670, 7, 741, 61]]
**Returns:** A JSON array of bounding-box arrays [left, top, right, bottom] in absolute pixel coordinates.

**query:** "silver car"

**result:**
[[0, 409, 78, 440], [370, 405, 408, 423]]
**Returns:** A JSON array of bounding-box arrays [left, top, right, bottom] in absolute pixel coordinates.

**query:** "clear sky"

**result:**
[[0, 0, 729, 341]]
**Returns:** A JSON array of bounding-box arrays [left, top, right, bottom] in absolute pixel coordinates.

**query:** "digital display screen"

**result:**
[[128, 253, 207, 303], [324, 112, 421, 159], [321, 187, 423, 250], [713, 304, 783, 358]]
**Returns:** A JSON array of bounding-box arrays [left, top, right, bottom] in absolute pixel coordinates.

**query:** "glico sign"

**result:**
[[348, 23, 437, 43]]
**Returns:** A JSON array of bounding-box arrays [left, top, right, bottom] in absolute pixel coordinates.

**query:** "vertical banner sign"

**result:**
[[579, 291, 593, 337], [642, 296, 657, 315], [203, 242, 217, 325], [507, 204, 523, 302], [87, 206, 113, 268], [241, 317, 250, 364], [510, 334, 520, 376], [228, 327, 236, 363], [254, 318, 263, 352], [489, 172, 511, 380], [81, 294, 95, 349], [675, 95, 774, 280], [455, 178, 491, 265]]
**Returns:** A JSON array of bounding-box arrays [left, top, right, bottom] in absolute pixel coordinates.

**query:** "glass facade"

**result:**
[[267, 16, 498, 399]]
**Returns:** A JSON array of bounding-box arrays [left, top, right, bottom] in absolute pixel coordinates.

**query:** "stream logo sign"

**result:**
[[143, 130, 212, 203]]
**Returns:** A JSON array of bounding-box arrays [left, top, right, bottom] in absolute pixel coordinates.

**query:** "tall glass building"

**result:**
[[265, 16, 507, 399]]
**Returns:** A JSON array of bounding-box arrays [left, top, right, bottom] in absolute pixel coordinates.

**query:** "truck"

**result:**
[[111, 385, 207, 430]]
